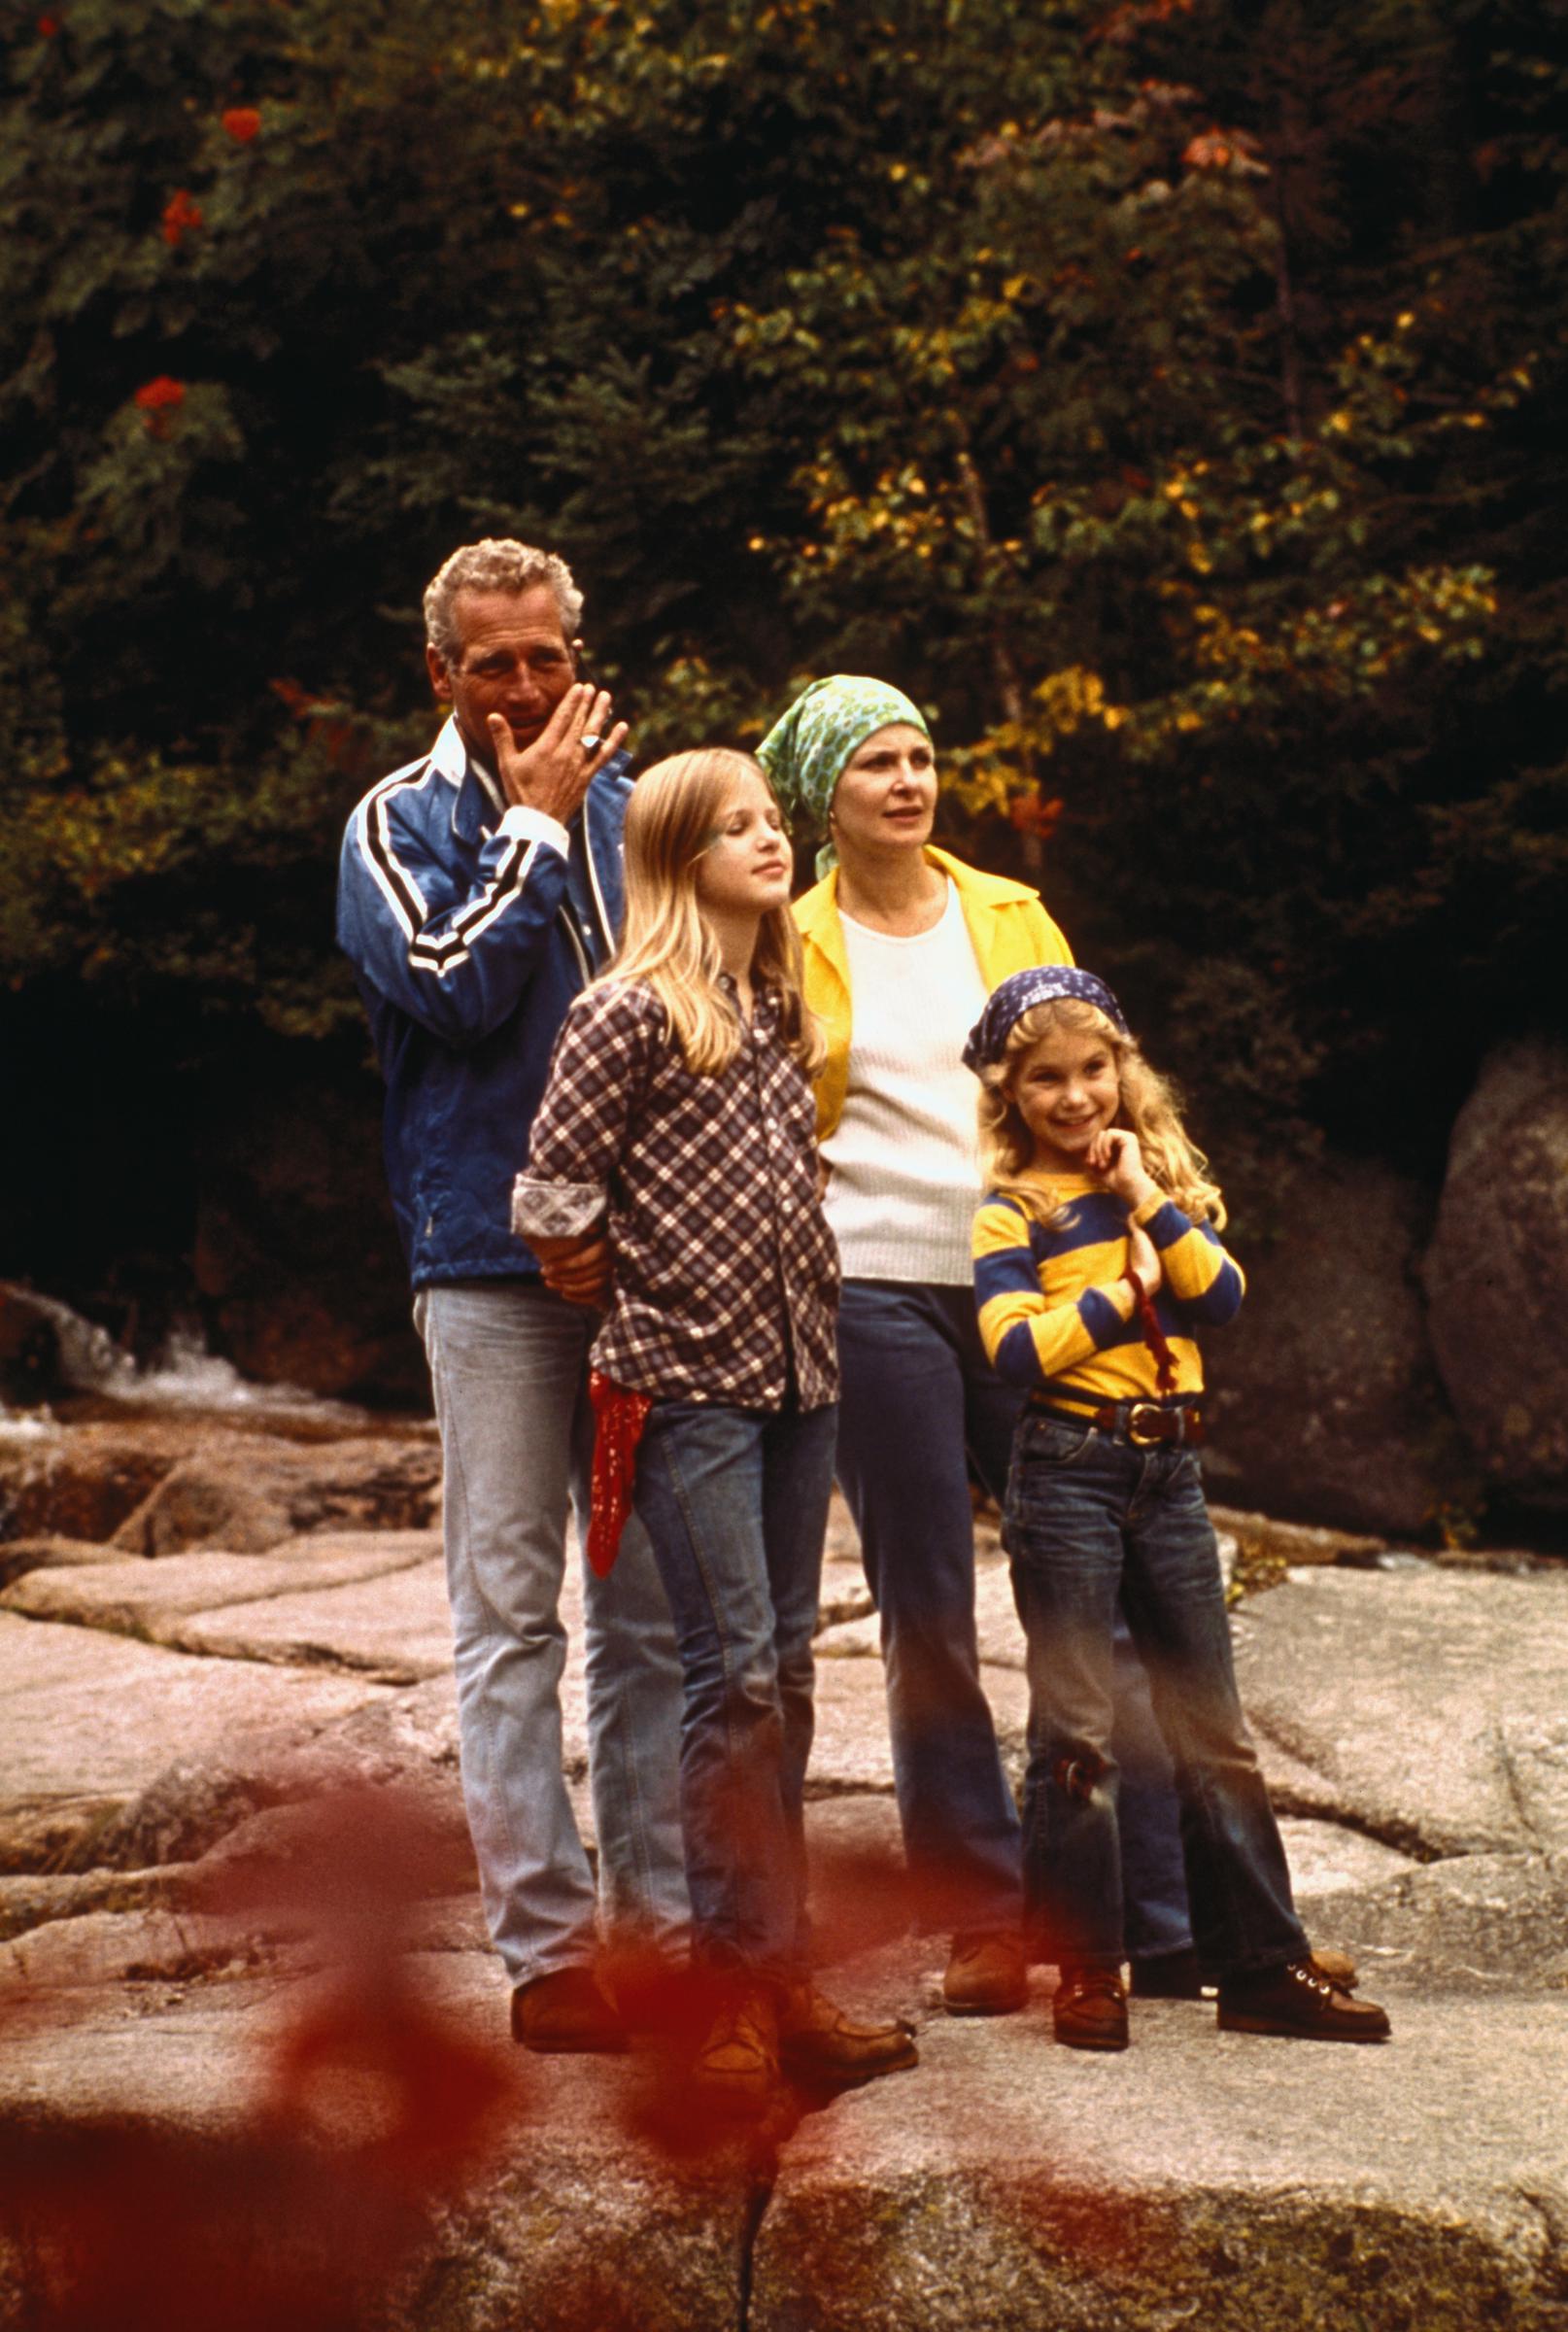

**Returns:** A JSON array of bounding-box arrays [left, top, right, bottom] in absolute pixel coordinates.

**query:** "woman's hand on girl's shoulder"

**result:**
[[1088, 1128, 1158, 1210]]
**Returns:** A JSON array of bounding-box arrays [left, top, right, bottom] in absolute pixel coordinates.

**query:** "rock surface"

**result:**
[[110, 1433, 441, 1555], [1201, 1154, 1462, 1536], [0, 1609, 395, 1875], [750, 1989, 1568, 2332], [0, 1286, 74, 1408], [3, 1411, 1568, 2330], [191, 1066, 429, 1404], [0, 1418, 187, 1544], [1231, 1565, 1568, 1859], [1424, 1037, 1568, 1509], [0, 1536, 125, 1592]]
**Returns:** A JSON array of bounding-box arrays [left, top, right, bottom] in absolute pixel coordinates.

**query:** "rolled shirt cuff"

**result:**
[[511, 1177, 606, 1241]]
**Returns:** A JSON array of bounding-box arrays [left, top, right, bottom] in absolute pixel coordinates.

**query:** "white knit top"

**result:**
[[821, 880, 990, 1286]]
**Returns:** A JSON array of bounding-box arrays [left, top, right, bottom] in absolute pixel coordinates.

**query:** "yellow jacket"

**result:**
[[794, 845, 1074, 1140]]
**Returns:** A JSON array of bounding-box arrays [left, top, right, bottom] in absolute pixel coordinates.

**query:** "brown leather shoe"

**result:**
[[1217, 1958, 1389, 2043], [942, 1932, 1029, 2015], [779, 1982, 918, 2087], [511, 1965, 630, 2054], [1053, 1967, 1130, 2052], [693, 1985, 781, 2113]]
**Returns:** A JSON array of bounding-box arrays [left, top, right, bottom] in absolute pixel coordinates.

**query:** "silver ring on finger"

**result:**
[[580, 733, 601, 752]]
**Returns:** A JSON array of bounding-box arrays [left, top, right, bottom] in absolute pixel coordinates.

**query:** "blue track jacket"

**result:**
[[336, 716, 631, 1288]]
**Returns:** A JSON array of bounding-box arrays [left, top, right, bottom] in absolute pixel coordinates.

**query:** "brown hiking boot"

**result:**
[[1217, 1958, 1389, 2043], [1052, 1967, 1130, 2052], [511, 1965, 630, 2054], [942, 1932, 1030, 2015], [692, 1985, 782, 2113], [779, 1982, 918, 2087]]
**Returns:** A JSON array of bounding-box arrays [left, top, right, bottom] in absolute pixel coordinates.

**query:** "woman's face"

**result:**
[[828, 723, 937, 859]]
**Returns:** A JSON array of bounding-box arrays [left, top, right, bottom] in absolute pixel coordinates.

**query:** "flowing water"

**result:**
[[0, 1291, 375, 1440]]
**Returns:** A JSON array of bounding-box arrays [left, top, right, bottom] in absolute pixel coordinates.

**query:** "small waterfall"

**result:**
[[1, 1290, 364, 1427]]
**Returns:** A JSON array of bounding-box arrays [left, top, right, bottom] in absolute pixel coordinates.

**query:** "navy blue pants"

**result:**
[[835, 1280, 1193, 1957]]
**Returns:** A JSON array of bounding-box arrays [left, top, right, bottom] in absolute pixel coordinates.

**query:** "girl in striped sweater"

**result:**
[[967, 967, 1388, 2053]]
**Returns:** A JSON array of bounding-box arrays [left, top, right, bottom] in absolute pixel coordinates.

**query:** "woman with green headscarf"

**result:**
[[758, 674, 1201, 2021], [757, 675, 1069, 2014]]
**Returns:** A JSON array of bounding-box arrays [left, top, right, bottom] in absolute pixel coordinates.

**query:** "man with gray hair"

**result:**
[[337, 539, 688, 2048]]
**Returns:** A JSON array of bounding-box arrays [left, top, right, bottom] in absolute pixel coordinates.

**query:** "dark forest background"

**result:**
[[3, 0, 1565, 1383]]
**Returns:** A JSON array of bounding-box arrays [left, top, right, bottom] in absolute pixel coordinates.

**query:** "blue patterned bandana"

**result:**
[[963, 968, 1130, 1075]]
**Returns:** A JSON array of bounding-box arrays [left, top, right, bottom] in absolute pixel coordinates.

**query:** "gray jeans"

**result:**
[[417, 1279, 689, 1985]]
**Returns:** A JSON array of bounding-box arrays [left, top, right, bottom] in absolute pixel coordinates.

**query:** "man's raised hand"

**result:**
[[491, 684, 629, 823]]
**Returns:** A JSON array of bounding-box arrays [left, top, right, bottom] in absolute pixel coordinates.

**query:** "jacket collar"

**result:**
[[799, 843, 1040, 916], [429, 719, 500, 845], [796, 844, 1041, 975]]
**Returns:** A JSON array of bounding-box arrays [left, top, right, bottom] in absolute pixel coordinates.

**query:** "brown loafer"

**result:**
[[693, 1985, 781, 2113], [1053, 1967, 1129, 2052], [942, 1931, 1030, 2016], [779, 1981, 918, 2086], [511, 1965, 630, 2054], [1217, 1958, 1389, 2043]]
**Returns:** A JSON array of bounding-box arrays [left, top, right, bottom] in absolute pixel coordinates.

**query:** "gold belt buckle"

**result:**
[[1126, 1403, 1166, 1446]]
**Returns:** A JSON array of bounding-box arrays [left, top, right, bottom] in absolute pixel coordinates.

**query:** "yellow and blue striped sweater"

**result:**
[[972, 1172, 1244, 1413]]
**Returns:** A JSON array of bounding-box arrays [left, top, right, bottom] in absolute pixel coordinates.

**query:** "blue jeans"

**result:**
[[631, 1397, 837, 1979], [418, 1281, 689, 1986], [1004, 1412, 1308, 1976], [1112, 1627, 1194, 1963], [835, 1281, 1192, 1952]]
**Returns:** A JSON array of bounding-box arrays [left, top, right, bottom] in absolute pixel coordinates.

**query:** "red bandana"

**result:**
[[586, 1372, 654, 1576]]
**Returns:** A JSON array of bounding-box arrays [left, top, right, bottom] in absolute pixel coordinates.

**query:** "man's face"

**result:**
[[427, 585, 577, 772]]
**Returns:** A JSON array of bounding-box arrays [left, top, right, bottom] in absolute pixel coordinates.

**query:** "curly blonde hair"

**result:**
[[974, 999, 1226, 1228], [607, 748, 822, 1078]]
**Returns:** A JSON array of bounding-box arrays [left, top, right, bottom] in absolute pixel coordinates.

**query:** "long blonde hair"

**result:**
[[975, 999, 1226, 1228], [607, 748, 823, 1078]]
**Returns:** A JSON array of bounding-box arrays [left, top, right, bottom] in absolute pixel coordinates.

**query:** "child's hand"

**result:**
[[532, 1231, 613, 1309], [1087, 1127, 1158, 1210], [1126, 1219, 1163, 1301]]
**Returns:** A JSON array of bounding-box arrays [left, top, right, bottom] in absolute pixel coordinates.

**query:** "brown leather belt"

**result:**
[[1031, 1400, 1206, 1449]]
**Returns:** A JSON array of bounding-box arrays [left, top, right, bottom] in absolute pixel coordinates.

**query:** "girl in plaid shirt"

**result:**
[[515, 748, 915, 2112]]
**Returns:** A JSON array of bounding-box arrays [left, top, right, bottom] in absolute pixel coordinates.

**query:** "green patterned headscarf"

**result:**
[[756, 675, 930, 854]]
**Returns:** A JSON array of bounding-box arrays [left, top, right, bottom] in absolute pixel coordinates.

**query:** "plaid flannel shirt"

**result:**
[[512, 976, 839, 1411]]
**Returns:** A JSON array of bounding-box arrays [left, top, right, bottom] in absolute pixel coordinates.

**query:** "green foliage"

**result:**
[[2, 0, 1563, 1170]]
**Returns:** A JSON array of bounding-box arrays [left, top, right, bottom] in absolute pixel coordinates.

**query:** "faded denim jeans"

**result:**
[[631, 1396, 837, 1979], [418, 1281, 689, 1987], [1004, 1412, 1307, 1978]]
